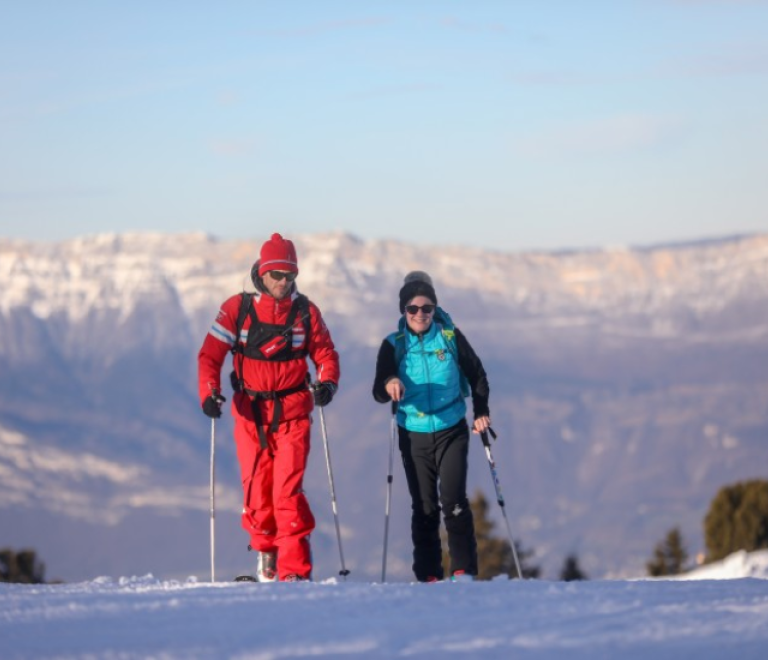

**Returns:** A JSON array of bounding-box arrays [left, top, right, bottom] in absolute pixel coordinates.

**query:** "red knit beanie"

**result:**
[[257, 233, 299, 276]]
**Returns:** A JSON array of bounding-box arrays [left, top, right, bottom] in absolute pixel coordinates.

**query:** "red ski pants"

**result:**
[[233, 414, 315, 580]]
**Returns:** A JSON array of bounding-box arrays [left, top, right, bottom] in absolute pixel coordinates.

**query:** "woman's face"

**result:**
[[404, 295, 436, 334]]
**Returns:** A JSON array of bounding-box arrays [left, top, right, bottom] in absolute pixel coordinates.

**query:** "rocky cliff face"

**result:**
[[1, 232, 766, 581]]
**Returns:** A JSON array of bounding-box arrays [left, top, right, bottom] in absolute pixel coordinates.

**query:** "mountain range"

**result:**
[[1, 231, 767, 582]]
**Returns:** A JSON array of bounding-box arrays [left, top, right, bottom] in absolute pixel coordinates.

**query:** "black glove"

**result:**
[[202, 393, 227, 419], [229, 370, 242, 393], [312, 382, 337, 407]]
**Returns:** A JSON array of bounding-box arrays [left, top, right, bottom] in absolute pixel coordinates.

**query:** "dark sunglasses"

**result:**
[[267, 271, 297, 282], [405, 304, 435, 315]]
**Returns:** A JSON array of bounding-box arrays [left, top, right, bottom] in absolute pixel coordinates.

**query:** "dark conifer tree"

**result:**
[[646, 527, 688, 576], [704, 479, 768, 562], [560, 553, 588, 581], [463, 490, 540, 580], [0, 548, 46, 584]]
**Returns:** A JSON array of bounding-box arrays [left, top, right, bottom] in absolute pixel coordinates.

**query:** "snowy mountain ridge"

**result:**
[[2, 231, 767, 358]]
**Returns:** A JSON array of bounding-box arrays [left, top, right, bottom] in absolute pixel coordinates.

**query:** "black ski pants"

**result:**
[[398, 418, 478, 581]]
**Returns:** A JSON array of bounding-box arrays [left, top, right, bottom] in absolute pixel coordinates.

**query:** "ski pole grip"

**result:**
[[480, 431, 491, 448], [391, 401, 397, 415], [488, 426, 498, 441], [210, 386, 224, 403]]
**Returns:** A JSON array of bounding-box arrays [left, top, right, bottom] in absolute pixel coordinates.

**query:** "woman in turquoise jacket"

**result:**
[[372, 271, 492, 582]]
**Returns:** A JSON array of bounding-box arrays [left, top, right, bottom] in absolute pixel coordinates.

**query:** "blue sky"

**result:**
[[1, 1, 767, 252]]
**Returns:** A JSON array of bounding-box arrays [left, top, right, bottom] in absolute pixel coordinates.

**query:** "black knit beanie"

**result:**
[[399, 271, 438, 313]]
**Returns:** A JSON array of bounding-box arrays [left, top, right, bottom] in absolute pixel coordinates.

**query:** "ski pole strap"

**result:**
[[480, 426, 498, 447], [246, 383, 308, 449]]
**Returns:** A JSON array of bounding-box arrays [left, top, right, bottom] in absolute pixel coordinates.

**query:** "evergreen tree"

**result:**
[[646, 527, 688, 576], [704, 479, 768, 562], [560, 553, 588, 581], [0, 548, 46, 584], [468, 489, 540, 580]]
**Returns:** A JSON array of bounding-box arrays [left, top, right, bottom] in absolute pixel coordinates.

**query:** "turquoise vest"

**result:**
[[387, 310, 467, 433]]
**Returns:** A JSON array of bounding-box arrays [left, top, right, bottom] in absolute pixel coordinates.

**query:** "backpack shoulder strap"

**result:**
[[435, 308, 470, 397], [435, 309, 458, 358], [232, 292, 255, 354], [295, 294, 311, 337], [393, 331, 406, 366], [230, 292, 254, 389]]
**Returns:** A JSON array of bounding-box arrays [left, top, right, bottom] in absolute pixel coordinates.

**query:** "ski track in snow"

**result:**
[[2, 574, 768, 659]]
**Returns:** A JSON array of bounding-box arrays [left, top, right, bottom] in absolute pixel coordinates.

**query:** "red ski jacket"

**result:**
[[198, 288, 340, 424]]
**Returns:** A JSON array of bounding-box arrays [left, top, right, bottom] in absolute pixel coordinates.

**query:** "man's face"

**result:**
[[263, 270, 296, 300]]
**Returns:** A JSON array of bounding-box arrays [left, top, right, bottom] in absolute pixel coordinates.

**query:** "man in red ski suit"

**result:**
[[197, 233, 340, 582]]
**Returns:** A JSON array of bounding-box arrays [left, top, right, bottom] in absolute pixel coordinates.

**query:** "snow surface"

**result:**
[[2, 551, 768, 659]]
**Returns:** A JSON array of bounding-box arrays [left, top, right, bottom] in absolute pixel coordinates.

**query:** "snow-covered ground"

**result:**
[[2, 551, 768, 660]]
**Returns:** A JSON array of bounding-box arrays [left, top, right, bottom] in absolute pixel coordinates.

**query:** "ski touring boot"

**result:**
[[256, 551, 277, 583], [283, 574, 309, 582], [450, 570, 475, 583], [234, 548, 277, 583]]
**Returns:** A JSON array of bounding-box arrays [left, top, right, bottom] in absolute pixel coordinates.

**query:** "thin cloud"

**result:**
[[252, 18, 391, 39], [349, 83, 438, 101], [216, 91, 241, 107], [2, 60, 257, 122], [516, 113, 685, 158], [672, 48, 768, 77], [3, 75, 196, 121], [671, 0, 768, 5], [208, 138, 258, 157], [438, 16, 508, 35], [508, 70, 600, 86], [0, 188, 111, 203]]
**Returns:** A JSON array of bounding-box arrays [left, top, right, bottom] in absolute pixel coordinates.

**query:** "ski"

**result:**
[[234, 575, 258, 582]]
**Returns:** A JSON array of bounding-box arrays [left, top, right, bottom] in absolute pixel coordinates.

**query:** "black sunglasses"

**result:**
[[405, 304, 435, 315], [267, 271, 297, 282]]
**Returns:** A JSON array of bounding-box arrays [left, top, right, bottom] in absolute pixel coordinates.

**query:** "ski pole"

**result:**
[[381, 401, 397, 583], [480, 427, 523, 579], [209, 416, 217, 583], [317, 403, 350, 579]]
